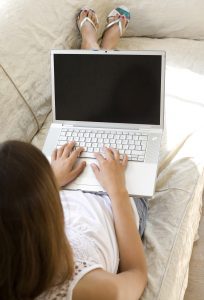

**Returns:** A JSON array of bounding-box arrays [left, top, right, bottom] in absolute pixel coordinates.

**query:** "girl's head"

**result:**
[[0, 140, 74, 299]]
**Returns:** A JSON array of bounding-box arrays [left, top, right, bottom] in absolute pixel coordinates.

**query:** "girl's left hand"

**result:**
[[51, 141, 86, 188]]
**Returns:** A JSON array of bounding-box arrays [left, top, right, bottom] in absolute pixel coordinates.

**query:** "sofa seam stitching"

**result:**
[[0, 64, 40, 131]]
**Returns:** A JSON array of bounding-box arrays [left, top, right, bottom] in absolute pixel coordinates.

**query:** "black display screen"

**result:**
[[54, 53, 162, 125]]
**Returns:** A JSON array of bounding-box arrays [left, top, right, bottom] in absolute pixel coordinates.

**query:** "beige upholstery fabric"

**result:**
[[0, 65, 38, 142], [143, 131, 204, 300], [32, 111, 52, 149]]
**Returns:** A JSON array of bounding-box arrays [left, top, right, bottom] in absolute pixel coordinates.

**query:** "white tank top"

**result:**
[[37, 190, 139, 300]]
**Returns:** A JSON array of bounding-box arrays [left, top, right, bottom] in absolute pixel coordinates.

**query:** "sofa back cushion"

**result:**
[[124, 0, 204, 40]]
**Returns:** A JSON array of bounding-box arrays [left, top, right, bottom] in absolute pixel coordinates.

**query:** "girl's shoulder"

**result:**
[[36, 259, 103, 300]]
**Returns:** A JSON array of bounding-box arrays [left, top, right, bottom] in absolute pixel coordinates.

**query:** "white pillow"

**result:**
[[124, 0, 204, 40]]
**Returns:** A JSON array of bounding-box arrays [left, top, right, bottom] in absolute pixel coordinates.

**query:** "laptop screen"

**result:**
[[53, 52, 162, 125]]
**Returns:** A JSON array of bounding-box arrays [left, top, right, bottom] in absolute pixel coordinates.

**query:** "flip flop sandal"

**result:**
[[104, 6, 130, 37], [77, 7, 99, 33]]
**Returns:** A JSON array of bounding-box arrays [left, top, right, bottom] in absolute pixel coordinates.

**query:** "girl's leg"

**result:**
[[101, 15, 128, 50], [133, 198, 149, 238], [77, 9, 100, 50]]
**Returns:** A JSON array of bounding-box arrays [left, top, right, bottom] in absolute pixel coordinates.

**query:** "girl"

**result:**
[[0, 140, 147, 300]]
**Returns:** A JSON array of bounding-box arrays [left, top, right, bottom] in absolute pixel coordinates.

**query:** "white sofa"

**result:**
[[0, 0, 204, 299]]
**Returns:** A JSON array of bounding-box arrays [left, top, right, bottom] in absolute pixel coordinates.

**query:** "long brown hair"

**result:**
[[0, 141, 74, 300]]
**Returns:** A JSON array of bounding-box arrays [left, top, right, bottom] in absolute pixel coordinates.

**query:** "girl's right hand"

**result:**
[[91, 147, 128, 198]]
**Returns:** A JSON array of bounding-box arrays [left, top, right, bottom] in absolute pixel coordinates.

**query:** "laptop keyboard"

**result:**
[[57, 128, 148, 162]]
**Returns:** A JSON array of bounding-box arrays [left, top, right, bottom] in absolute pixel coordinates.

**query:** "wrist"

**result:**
[[108, 188, 129, 202]]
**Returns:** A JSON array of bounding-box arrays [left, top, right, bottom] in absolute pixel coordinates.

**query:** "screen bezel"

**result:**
[[51, 49, 165, 130]]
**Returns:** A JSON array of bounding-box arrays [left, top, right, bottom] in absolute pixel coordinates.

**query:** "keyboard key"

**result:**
[[116, 140, 122, 144], [132, 150, 143, 156], [59, 136, 67, 141], [68, 137, 74, 141], [131, 155, 138, 161], [141, 141, 147, 146], [58, 141, 67, 146], [133, 136, 138, 140], [120, 135, 126, 140], [122, 140, 128, 145], [139, 136, 148, 141], [111, 144, 116, 148], [125, 150, 131, 155]]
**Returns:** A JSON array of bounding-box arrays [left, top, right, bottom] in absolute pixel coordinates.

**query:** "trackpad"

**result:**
[[72, 158, 99, 186]]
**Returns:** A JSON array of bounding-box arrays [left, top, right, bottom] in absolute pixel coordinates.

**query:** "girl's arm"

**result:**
[[90, 147, 147, 299]]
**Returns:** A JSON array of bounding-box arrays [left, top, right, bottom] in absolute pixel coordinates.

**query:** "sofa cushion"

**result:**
[[0, 0, 78, 128], [0, 65, 38, 142], [125, 0, 204, 40]]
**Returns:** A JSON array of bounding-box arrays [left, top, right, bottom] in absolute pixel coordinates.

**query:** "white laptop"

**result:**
[[43, 49, 165, 197]]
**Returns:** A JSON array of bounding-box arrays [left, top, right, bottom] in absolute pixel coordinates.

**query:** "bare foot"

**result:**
[[101, 15, 128, 50], [77, 9, 100, 49]]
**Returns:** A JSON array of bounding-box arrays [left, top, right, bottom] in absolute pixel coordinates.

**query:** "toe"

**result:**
[[107, 14, 119, 24], [79, 9, 88, 22], [121, 15, 128, 28], [88, 10, 93, 20], [88, 10, 98, 28]]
